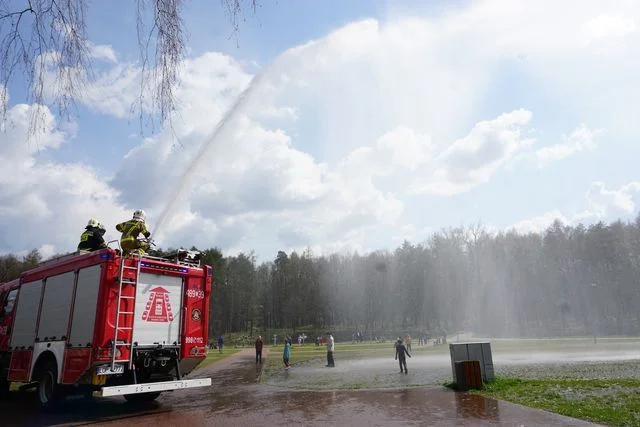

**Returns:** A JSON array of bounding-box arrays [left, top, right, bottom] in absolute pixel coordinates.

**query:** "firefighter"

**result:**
[[116, 209, 152, 256], [77, 219, 108, 252]]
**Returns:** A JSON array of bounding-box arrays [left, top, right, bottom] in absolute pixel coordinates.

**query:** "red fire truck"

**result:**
[[0, 245, 212, 407]]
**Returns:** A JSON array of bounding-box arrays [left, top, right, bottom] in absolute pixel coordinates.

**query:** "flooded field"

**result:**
[[262, 337, 640, 391]]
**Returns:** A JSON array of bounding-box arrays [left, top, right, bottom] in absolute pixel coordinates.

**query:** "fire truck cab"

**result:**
[[0, 245, 212, 407]]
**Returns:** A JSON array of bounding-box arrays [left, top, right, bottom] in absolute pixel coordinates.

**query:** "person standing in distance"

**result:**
[[326, 333, 335, 367], [395, 338, 411, 374], [255, 335, 264, 364], [283, 337, 292, 369]]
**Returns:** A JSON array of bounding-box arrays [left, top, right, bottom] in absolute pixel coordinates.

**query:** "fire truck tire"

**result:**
[[37, 361, 61, 408], [124, 391, 161, 403], [0, 378, 9, 399]]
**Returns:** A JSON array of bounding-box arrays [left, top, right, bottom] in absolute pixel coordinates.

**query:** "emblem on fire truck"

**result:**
[[142, 286, 174, 322]]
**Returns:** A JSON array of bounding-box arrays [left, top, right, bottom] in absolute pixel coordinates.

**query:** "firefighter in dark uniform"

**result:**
[[77, 219, 107, 252], [116, 209, 152, 256]]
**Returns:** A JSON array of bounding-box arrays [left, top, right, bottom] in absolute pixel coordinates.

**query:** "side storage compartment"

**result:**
[[8, 280, 43, 382]]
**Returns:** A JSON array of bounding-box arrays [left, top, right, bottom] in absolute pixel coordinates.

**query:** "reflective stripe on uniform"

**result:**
[[117, 221, 139, 239], [116, 220, 150, 245]]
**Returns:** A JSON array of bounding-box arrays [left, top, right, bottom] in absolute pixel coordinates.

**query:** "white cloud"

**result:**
[[507, 209, 604, 235], [581, 14, 637, 55], [81, 64, 146, 118], [587, 181, 640, 215], [508, 210, 572, 234], [0, 103, 65, 155], [391, 224, 433, 246], [258, 105, 299, 121], [340, 126, 435, 178], [508, 180, 640, 234], [37, 43, 153, 120], [583, 14, 637, 39], [0, 102, 129, 255], [2, 0, 640, 260], [536, 124, 601, 166], [409, 109, 535, 196], [89, 43, 118, 63]]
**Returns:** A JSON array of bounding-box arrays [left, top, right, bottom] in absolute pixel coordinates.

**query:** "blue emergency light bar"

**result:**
[[139, 261, 188, 273]]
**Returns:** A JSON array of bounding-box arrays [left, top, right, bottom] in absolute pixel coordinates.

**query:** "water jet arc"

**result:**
[[149, 71, 268, 243]]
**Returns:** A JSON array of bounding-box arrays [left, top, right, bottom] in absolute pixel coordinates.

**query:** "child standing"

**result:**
[[283, 338, 292, 368], [395, 338, 411, 374]]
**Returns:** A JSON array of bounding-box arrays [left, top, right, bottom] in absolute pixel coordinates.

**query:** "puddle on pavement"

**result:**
[[109, 386, 597, 427]]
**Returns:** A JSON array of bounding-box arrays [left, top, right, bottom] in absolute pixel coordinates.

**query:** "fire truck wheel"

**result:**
[[124, 391, 161, 403], [37, 361, 60, 408], [0, 378, 9, 399]]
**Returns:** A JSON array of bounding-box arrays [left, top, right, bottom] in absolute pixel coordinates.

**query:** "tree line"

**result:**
[[2, 216, 640, 339]]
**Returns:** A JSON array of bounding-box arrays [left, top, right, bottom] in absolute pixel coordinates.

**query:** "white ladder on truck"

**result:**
[[111, 253, 143, 371]]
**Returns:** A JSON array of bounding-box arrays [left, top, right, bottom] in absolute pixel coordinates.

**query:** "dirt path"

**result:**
[[0, 347, 603, 426]]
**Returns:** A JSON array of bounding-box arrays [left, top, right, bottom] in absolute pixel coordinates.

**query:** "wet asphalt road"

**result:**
[[0, 347, 604, 427]]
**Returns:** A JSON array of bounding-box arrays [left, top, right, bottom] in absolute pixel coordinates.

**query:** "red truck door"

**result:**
[[0, 288, 19, 351]]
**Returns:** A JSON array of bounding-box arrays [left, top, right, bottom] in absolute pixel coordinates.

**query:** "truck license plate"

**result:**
[[96, 364, 125, 376]]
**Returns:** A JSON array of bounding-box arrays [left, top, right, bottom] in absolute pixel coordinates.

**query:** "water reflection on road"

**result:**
[[0, 346, 610, 426]]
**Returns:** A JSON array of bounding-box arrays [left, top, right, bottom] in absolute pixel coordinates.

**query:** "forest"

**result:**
[[2, 216, 640, 341]]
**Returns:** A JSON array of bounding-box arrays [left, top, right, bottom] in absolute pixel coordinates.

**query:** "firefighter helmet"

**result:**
[[133, 209, 146, 222], [87, 218, 99, 228]]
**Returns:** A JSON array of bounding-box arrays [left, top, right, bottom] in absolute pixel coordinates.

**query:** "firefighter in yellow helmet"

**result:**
[[77, 218, 107, 252], [115, 209, 152, 256]]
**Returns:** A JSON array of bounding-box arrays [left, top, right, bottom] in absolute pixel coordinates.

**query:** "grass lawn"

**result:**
[[199, 341, 339, 372], [266, 341, 421, 362], [260, 343, 326, 379], [260, 341, 431, 382], [197, 347, 243, 368], [470, 377, 640, 427]]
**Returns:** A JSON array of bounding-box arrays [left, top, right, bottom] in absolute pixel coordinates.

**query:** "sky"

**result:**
[[1, 0, 640, 262]]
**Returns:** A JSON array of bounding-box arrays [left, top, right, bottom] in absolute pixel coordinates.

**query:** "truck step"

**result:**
[[117, 327, 133, 330], [118, 311, 135, 315]]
